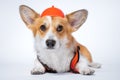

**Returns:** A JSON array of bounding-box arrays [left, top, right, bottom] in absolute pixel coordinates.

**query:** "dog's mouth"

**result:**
[[46, 47, 55, 49], [45, 47, 57, 52]]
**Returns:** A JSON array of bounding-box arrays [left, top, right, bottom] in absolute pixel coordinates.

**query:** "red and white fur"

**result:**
[[19, 5, 101, 75]]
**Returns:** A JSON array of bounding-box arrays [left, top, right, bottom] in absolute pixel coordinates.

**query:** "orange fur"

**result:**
[[78, 43, 92, 62]]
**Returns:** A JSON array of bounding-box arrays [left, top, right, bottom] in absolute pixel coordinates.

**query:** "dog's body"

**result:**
[[19, 5, 101, 75]]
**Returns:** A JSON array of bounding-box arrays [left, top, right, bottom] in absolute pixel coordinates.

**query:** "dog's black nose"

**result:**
[[46, 39, 56, 49]]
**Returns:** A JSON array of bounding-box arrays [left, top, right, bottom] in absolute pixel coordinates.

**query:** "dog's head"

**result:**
[[19, 5, 88, 50]]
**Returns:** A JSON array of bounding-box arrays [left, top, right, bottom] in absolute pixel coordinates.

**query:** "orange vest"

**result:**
[[70, 46, 80, 73]]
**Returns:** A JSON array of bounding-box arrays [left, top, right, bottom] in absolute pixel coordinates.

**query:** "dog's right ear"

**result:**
[[19, 5, 39, 28]]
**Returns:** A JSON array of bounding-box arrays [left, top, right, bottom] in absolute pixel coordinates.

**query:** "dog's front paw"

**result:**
[[31, 67, 45, 75], [80, 68, 95, 75]]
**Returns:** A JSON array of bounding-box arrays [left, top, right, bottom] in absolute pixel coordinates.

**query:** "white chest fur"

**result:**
[[36, 46, 74, 72]]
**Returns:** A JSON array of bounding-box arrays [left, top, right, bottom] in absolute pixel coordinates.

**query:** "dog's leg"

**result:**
[[76, 55, 95, 75], [79, 44, 101, 69], [31, 58, 45, 75]]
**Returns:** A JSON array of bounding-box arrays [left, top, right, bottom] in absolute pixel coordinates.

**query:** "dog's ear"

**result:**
[[19, 5, 39, 28], [66, 9, 88, 31]]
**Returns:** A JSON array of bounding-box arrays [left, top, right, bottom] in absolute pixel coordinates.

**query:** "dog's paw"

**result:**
[[31, 67, 45, 75], [80, 68, 95, 75], [88, 62, 101, 68]]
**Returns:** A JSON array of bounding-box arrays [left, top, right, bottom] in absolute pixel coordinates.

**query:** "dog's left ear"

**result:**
[[66, 9, 88, 31]]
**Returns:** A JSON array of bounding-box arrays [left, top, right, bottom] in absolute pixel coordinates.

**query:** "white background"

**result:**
[[0, 0, 120, 80]]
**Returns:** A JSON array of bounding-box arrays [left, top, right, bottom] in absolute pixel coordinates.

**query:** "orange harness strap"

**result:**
[[70, 46, 80, 73]]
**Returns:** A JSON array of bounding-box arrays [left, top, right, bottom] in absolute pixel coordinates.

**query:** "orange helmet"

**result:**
[[41, 6, 64, 18]]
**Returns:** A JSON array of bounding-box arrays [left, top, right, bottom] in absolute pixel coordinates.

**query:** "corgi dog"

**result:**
[[19, 5, 101, 75]]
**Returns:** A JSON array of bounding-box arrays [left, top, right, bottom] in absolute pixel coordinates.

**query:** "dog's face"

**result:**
[[19, 5, 88, 50]]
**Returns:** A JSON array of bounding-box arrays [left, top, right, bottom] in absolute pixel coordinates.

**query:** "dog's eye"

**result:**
[[40, 25, 46, 31], [56, 25, 63, 32]]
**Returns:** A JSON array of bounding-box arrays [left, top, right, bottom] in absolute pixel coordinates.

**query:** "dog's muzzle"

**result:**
[[46, 39, 56, 49]]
